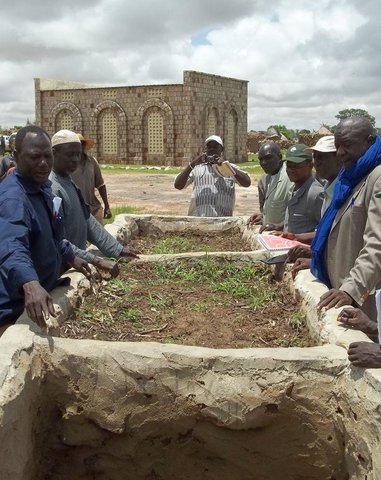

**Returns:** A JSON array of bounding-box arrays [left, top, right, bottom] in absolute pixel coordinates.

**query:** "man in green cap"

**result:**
[[265, 144, 324, 233]]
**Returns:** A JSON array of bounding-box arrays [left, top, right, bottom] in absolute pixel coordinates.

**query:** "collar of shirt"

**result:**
[[291, 175, 314, 199], [14, 169, 52, 194], [324, 177, 338, 196]]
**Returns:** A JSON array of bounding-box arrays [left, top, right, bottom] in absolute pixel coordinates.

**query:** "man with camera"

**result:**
[[174, 135, 251, 216]]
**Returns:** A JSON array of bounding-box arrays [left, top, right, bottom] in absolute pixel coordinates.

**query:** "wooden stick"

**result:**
[[136, 323, 168, 336]]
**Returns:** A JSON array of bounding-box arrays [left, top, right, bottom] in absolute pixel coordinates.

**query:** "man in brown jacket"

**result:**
[[314, 117, 381, 318]]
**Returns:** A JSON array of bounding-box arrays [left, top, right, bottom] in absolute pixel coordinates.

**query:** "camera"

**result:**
[[205, 155, 218, 164]]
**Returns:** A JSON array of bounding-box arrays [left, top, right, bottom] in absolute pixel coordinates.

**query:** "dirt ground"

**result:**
[[103, 173, 260, 216]]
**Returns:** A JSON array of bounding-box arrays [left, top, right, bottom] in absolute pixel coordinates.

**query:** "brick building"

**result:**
[[35, 71, 248, 166]]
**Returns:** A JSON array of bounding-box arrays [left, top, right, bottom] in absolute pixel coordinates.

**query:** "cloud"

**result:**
[[0, 0, 380, 132]]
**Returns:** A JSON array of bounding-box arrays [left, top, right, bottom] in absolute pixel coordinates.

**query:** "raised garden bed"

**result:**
[[61, 258, 314, 348]]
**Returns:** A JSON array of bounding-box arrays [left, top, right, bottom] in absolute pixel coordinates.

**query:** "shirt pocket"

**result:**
[[348, 202, 366, 232]]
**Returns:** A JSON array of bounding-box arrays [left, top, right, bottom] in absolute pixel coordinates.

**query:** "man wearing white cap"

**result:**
[[49, 130, 138, 270], [174, 135, 251, 216], [305, 135, 341, 216]]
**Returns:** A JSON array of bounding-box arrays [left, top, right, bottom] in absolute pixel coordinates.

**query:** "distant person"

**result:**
[[0, 126, 92, 336], [0, 133, 16, 181], [50, 130, 138, 270], [248, 142, 293, 231], [174, 135, 251, 216], [0, 135, 5, 156], [71, 134, 112, 224], [311, 117, 381, 325]]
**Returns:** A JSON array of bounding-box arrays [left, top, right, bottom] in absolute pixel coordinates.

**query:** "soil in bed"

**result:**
[[128, 228, 251, 254], [61, 258, 314, 349]]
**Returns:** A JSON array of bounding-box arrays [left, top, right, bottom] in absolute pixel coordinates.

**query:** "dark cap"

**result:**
[[285, 144, 312, 163], [375, 190, 381, 198]]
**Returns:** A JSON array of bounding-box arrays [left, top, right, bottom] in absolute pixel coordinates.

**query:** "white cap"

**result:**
[[52, 129, 81, 147], [305, 136, 336, 153], [205, 135, 223, 147]]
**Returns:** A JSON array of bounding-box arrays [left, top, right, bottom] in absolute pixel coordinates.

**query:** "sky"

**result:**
[[0, 0, 380, 131]]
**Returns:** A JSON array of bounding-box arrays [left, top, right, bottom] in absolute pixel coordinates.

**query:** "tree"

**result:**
[[335, 108, 375, 127]]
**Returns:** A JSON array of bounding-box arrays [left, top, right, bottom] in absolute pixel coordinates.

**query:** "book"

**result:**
[[257, 233, 309, 252], [212, 161, 235, 177]]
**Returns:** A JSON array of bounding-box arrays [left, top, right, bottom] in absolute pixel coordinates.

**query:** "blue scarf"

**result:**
[[311, 135, 381, 287]]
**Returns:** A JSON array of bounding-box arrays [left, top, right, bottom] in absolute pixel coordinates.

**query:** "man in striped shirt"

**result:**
[[174, 135, 251, 216]]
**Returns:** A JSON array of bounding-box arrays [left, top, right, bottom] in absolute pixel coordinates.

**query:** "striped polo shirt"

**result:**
[[183, 163, 240, 217]]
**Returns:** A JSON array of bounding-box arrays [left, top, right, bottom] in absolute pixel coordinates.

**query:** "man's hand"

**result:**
[[281, 232, 296, 239], [317, 289, 354, 311], [291, 258, 311, 278], [23, 280, 56, 329], [247, 213, 262, 226], [191, 153, 207, 168], [119, 246, 140, 259], [94, 257, 120, 278], [104, 207, 112, 219], [337, 308, 378, 335], [288, 246, 311, 263], [69, 256, 93, 280], [293, 232, 314, 244], [347, 342, 381, 368], [259, 223, 283, 233]]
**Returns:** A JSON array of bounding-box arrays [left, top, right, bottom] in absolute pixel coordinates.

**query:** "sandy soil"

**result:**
[[103, 173, 260, 216]]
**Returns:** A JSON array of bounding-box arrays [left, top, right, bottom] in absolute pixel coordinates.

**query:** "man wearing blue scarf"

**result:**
[[311, 117, 381, 323]]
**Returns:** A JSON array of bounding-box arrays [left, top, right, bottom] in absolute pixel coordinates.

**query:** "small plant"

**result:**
[[189, 302, 209, 313], [287, 311, 306, 331], [109, 278, 131, 293], [148, 293, 173, 309], [120, 307, 142, 322], [284, 335, 309, 348], [155, 261, 199, 282]]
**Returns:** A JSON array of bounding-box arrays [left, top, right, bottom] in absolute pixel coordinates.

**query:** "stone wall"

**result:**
[[183, 71, 248, 163], [35, 71, 248, 166]]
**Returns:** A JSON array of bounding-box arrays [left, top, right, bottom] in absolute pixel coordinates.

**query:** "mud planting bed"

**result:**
[[61, 259, 313, 348], [128, 228, 252, 254]]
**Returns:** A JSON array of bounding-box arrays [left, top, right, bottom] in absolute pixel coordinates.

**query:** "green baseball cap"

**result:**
[[285, 144, 312, 163], [376, 191, 381, 198]]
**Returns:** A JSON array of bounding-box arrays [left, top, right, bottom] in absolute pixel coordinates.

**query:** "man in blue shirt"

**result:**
[[0, 126, 91, 336]]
